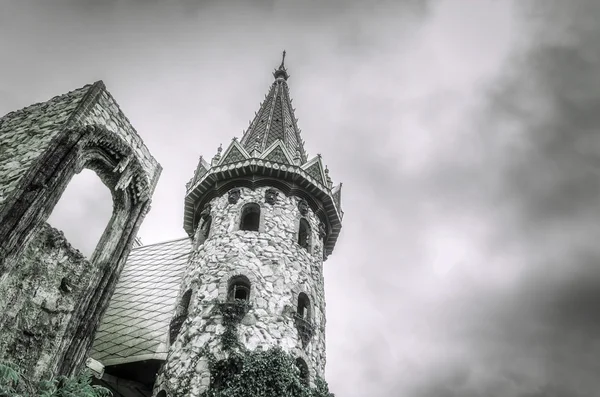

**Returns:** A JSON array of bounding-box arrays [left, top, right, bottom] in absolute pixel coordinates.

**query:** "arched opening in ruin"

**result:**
[[47, 168, 113, 259], [239, 203, 260, 231], [156, 391, 167, 397]]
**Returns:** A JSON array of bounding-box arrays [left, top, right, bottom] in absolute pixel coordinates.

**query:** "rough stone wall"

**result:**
[[0, 81, 162, 385], [83, 86, 160, 184], [0, 85, 90, 207], [156, 186, 327, 396], [0, 223, 93, 380]]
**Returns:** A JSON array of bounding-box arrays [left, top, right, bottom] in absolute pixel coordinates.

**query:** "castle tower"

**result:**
[[155, 53, 343, 396]]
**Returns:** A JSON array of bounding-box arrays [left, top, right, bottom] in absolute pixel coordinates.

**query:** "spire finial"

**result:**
[[280, 50, 286, 70], [273, 50, 289, 80]]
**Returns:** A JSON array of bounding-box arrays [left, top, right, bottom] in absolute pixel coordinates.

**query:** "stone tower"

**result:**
[[154, 53, 343, 396]]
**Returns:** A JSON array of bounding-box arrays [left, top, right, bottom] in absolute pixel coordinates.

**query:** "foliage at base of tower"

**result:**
[[0, 361, 111, 397], [197, 300, 335, 397], [201, 348, 334, 397]]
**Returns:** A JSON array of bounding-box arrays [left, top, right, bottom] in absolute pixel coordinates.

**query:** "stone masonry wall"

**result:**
[[0, 86, 89, 207], [83, 86, 160, 187], [0, 223, 93, 380], [156, 186, 327, 396], [0, 81, 162, 384]]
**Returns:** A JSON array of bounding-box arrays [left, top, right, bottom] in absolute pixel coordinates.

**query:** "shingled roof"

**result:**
[[238, 51, 308, 163], [91, 237, 191, 366]]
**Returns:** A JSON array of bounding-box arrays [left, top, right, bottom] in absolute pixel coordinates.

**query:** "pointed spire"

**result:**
[[239, 52, 307, 163], [273, 50, 289, 81]]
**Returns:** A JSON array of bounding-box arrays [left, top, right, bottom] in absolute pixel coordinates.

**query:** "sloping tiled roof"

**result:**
[[91, 237, 192, 366]]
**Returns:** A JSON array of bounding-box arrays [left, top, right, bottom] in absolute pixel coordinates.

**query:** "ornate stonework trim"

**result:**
[[79, 124, 155, 203], [259, 140, 295, 165], [217, 139, 251, 167], [190, 177, 331, 228], [301, 155, 327, 187]]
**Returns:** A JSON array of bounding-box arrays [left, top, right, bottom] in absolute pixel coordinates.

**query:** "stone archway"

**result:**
[[0, 121, 161, 381]]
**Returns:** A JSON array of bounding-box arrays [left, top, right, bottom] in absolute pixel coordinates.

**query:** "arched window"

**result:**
[[295, 358, 309, 386], [195, 215, 212, 247], [297, 293, 311, 321], [240, 203, 260, 231], [201, 216, 212, 239], [156, 391, 167, 397], [169, 289, 192, 344], [228, 275, 251, 302], [298, 219, 311, 250]]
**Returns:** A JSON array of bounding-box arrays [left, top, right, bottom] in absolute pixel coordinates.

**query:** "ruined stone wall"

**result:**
[[0, 81, 162, 385], [0, 86, 89, 207], [0, 223, 94, 380], [83, 85, 159, 184], [156, 186, 327, 396]]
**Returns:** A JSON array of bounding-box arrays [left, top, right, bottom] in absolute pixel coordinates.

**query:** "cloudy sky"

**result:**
[[3, 0, 600, 395]]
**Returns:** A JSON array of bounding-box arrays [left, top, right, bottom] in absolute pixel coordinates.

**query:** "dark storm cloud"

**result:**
[[400, 1, 600, 396]]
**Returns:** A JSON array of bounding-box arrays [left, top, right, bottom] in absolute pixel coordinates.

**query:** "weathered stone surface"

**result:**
[[154, 186, 328, 395], [0, 81, 161, 386], [0, 224, 90, 380]]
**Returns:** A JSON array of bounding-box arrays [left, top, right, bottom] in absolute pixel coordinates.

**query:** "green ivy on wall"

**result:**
[[196, 300, 335, 397], [0, 361, 111, 397]]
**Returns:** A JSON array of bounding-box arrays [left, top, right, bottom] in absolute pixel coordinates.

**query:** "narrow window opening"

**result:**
[[298, 219, 311, 250], [157, 391, 167, 397], [240, 203, 260, 231], [295, 358, 309, 386], [201, 216, 212, 239], [297, 293, 311, 320], [228, 275, 251, 302], [195, 215, 212, 248], [170, 289, 192, 344]]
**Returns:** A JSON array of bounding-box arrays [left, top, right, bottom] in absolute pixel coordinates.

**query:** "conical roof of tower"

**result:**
[[239, 51, 307, 163], [185, 53, 343, 259]]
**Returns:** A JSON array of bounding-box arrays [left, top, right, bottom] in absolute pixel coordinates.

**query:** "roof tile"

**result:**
[[91, 237, 191, 364]]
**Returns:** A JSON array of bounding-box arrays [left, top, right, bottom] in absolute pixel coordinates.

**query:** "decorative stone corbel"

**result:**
[[228, 188, 241, 205], [265, 188, 278, 205], [298, 199, 309, 216], [114, 155, 134, 192]]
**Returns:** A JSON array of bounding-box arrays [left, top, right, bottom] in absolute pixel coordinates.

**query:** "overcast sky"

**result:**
[[3, 0, 600, 396]]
